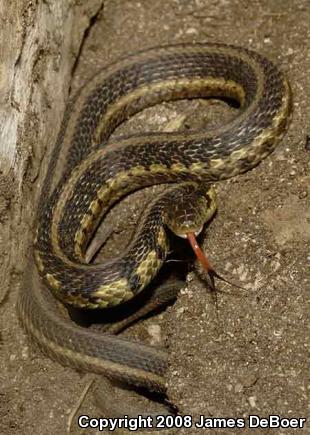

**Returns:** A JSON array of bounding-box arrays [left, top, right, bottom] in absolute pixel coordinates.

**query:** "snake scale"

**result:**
[[18, 44, 291, 393]]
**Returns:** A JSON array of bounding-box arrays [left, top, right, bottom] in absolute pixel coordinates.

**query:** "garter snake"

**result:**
[[18, 43, 291, 393]]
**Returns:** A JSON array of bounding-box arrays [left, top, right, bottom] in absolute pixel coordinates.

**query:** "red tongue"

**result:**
[[186, 232, 217, 291], [186, 232, 214, 273], [186, 232, 246, 292]]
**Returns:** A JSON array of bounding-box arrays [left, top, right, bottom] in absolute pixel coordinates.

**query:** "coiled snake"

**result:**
[[18, 44, 291, 393]]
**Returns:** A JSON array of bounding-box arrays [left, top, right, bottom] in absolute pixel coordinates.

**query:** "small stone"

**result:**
[[299, 191, 308, 199], [185, 27, 198, 35], [248, 396, 257, 408], [176, 307, 185, 316], [235, 383, 243, 393], [147, 324, 161, 344]]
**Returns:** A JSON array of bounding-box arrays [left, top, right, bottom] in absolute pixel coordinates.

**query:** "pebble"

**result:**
[[248, 396, 257, 408], [299, 191, 308, 199]]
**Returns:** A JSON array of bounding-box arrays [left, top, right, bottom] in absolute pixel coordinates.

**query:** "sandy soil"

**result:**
[[1, 0, 310, 434]]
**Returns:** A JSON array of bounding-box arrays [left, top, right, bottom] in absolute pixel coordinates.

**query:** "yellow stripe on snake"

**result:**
[[18, 44, 291, 393]]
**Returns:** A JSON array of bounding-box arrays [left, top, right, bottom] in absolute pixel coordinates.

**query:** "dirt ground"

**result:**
[[1, 0, 310, 434]]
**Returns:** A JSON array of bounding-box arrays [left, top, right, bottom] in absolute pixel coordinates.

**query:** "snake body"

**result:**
[[18, 44, 291, 392]]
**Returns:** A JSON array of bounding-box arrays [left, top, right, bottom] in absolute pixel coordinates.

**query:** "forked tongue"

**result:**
[[186, 232, 245, 292]]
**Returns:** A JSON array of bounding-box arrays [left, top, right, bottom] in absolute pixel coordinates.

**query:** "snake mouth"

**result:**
[[177, 225, 204, 239]]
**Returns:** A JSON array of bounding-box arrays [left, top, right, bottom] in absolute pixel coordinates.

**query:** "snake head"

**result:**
[[166, 183, 217, 238]]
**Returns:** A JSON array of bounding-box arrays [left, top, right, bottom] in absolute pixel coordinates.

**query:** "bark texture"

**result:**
[[0, 0, 105, 302]]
